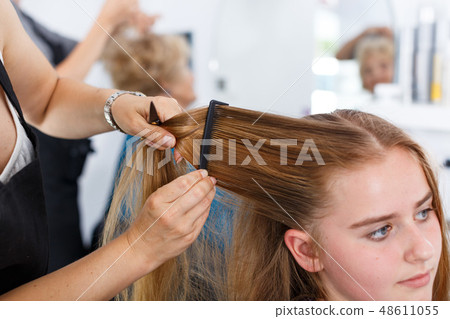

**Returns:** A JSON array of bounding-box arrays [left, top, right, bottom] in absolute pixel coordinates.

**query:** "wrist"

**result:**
[[123, 227, 162, 274], [104, 91, 146, 133]]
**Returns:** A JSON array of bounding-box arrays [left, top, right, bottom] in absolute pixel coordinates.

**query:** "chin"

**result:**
[[395, 291, 433, 301]]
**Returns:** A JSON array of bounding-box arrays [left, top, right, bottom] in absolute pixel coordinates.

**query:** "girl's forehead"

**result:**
[[361, 52, 393, 65], [322, 149, 430, 223]]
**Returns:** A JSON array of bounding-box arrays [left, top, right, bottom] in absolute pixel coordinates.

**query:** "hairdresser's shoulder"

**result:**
[[0, 0, 16, 23], [0, 0, 21, 43], [0, 0, 6, 49]]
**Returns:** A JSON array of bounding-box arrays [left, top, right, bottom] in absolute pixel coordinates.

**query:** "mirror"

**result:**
[[312, 0, 394, 113], [312, 0, 450, 112]]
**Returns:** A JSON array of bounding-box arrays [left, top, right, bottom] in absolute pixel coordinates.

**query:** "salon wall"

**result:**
[[19, 0, 315, 245]]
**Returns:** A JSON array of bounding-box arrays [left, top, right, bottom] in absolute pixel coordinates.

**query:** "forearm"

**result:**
[[28, 77, 116, 138], [0, 234, 151, 301], [56, 0, 147, 80], [55, 21, 113, 80]]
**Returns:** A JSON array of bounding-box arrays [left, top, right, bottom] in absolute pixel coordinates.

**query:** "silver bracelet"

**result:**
[[104, 90, 146, 132]]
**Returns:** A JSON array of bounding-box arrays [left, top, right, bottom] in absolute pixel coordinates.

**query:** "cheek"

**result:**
[[325, 240, 396, 278], [426, 214, 443, 260], [321, 237, 399, 299]]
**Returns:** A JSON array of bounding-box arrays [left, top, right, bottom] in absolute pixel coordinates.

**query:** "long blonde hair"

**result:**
[[103, 106, 449, 300]]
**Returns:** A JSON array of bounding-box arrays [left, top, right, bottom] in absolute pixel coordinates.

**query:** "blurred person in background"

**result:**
[[336, 26, 394, 93], [102, 30, 196, 108]]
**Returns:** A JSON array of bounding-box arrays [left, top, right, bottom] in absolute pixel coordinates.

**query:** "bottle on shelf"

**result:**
[[412, 4, 436, 103]]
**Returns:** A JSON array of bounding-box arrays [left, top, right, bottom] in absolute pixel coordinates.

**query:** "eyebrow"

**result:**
[[415, 191, 433, 209], [349, 191, 433, 229]]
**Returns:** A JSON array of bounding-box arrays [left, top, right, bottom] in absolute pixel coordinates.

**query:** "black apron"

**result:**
[[0, 60, 48, 294]]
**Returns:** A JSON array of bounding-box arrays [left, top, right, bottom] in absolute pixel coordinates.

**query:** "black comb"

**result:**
[[148, 101, 161, 126], [199, 100, 229, 170]]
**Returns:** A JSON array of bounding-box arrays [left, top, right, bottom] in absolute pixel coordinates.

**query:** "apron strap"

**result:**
[[0, 59, 37, 146], [0, 60, 27, 125]]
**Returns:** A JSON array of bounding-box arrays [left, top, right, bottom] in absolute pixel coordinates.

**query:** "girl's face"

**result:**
[[317, 148, 442, 300], [360, 52, 394, 93]]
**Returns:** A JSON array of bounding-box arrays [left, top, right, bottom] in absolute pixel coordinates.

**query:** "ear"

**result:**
[[284, 229, 323, 273]]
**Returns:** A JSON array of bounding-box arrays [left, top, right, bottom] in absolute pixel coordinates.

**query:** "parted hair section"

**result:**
[[102, 105, 449, 301], [102, 30, 190, 96]]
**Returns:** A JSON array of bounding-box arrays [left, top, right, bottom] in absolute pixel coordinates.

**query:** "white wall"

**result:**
[[333, 0, 392, 44], [19, 0, 316, 244], [210, 0, 315, 117]]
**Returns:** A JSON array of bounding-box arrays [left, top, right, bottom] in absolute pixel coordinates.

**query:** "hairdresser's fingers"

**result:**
[[184, 186, 216, 228], [128, 171, 215, 264], [131, 12, 161, 34], [176, 176, 217, 215], [112, 95, 180, 149], [180, 207, 211, 245], [173, 149, 183, 164], [159, 179, 215, 247], [168, 185, 214, 241], [151, 96, 183, 122], [117, 112, 176, 149], [153, 169, 211, 203], [141, 96, 182, 149], [99, 0, 139, 30], [142, 171, 215, 236], [163, 176, 216, 227], [147, 14, 161, 29]]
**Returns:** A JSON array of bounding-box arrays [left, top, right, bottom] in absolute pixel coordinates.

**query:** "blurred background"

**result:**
[[19, 0, 450, 245]]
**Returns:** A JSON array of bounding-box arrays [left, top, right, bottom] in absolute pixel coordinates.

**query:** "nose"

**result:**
[[372, 68, 388, 84], [404, 225, 435, 264]]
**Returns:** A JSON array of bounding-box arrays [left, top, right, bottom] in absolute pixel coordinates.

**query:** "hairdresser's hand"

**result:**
[[97, 0, 141, 32], [126, 170, 217, 269], [111, 94, 182, 149], [336, 26, 393, 60], [132, 13, 161, 34]]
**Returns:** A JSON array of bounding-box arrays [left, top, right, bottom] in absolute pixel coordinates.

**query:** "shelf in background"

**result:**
[[342, 102, 450, 133]]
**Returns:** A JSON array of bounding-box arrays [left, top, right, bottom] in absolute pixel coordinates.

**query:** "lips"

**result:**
[[398, 271, 431, 288]]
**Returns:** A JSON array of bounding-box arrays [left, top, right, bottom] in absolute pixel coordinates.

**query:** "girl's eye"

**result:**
[[416, 208, 432, 221], [369, 225, 392, 241]]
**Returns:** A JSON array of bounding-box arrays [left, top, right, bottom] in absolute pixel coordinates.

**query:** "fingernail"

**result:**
[[161, 135, 175, 148], [200, 169, 208, 178], [209, 176, 217, 185], [176, 156, 184, 164]]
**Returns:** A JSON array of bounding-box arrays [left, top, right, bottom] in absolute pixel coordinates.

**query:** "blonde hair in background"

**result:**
[[102, 30, 190, 96], [355, 35, 395, 79], [355, 35, 395, 62], [102, 106, 449, 301]]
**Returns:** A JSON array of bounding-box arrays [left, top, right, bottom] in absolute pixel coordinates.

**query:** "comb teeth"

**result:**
[[199, 100, 229, 170]]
